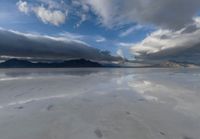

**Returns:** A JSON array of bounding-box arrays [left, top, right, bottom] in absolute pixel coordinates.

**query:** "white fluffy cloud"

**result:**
[[17, 0, 67, 26], [33, 5, 66, 26], [16, 0, 29, 14], [131, 17, 200, 63]]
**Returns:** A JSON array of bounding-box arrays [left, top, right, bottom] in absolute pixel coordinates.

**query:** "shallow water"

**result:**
[[0, 68, 200, 139]]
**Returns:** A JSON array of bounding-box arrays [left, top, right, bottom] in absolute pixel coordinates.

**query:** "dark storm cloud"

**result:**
[[0, 29, 121, 61]]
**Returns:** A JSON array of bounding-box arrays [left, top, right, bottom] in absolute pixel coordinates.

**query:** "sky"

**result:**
[[0, 0, 200, 63]]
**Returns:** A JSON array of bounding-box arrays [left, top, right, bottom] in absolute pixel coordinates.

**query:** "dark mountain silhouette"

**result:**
[[0, 59, 103, 68]]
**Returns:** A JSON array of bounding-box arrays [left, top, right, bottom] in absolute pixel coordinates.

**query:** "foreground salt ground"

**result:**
[[0, 68, 200, 139]]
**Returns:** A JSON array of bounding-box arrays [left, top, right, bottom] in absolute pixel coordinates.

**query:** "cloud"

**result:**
[[33, 5, 66, 26], [58, 32, 85, 40], [116, 49, 124, 59], [96, 36, 106, 43], [16, 0, 200, 29], [0, 28, 121, 62], [16, 0, 67, 26], [81, 0, 200, 29], [83, 0, 115, 27], [131, 17, 200, 63], [119, 25, 143, 37], [75, 14, 87, 28], [71, 0, 90, 28], [194, 17, 200, 27], [118, 42, 135, 47], [15, 0, 200, 62], [116, 42, 136, 60], [16, 0, 29, 14], [38, 0, 64, 9]]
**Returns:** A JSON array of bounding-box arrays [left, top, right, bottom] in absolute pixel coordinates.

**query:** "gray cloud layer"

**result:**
[[131, 18, 200, 64], [79, 0, 200, 29], [0, 29, 120, 61]]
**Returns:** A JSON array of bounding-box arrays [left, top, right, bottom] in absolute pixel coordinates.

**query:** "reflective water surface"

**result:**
[[0, 68, 200, 139]]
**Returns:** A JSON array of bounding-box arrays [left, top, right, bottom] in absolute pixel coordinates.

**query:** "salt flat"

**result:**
[[0, 68, 200, 139]]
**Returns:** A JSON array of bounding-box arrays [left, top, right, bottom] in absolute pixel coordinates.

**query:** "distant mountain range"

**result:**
[[0, 59, 103, 68], [0, 59, 199, 68], [123, 60, 200, 68], [153, 60, 199, 68]]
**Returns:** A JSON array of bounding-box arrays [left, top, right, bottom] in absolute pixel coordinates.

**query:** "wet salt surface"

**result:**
[[0, 68, 200, 139]]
